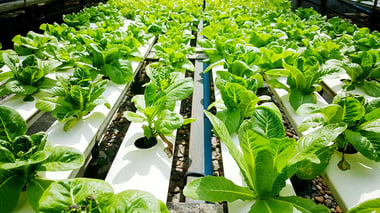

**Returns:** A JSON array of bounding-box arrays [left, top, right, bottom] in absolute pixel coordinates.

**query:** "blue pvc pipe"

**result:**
[[202, 0, 212, 176], [203, 62, 213, 176]]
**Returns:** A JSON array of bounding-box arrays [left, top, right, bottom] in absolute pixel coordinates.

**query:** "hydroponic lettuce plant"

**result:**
[[298, 94, 380, 170], [153, 27, 195, 72], [36, 67, 110, 131], [266, 56, 339, 110], [0, 106, 84, 213], [137, 10, 168, 36], [38, 178, 169, 213], [128, 22, 153, 45], [199, 37, 259, 72], [209, 70, 267, 134], [334, 50, 380, 97], [12, 31, 58, 59], [63, 11, 91, 29], [0, 52, 57, 101], [79, 32, 142, 84], [184, 110, 344, 212], [320, 17, 357, 39], [200, 35, 296, 76], [46, 43, 90, 72], [40, 23, 76, 42], [124, 77, 194, 157], [144, 63, 185, 92], [351, 27, 380, 52], [302, 34, 347, 63]]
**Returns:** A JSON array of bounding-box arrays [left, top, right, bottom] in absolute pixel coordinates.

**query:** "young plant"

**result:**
[[0, 106, 84, 212], [124, 77, 194, 157], [0, 52, 57, 101], [145, 63, 186, 91], [210, 70, 266, 134], [38, 178, 168, 213], [12, 31, 58, 59], [266, 56, 339, 110], [351, 27, 380, 52], [298, 94, 380, 170], [199, 36, 262, 73], [62, 11, 91, 29], [45, 43, 90, 72], [320, 17, 357, 39], [80, 32, 142, 84], [153, 30, 195, 72], [184, 110, 344, 212], [302, 34, 346, 63], [336, 50, 380, 97], [36, 67, 110, 131], [39, 23, 76, 42]]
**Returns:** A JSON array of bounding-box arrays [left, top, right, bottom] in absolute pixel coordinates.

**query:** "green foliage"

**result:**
[[266, 56, 339, 110], [39, 178, 168, 213], [36, 68, 110, 131], [124, 77, 194, 156], [78, 30, 143, 84], [212, 70, 263, 134], [0, 106, 84, 212], [347, 197, 380, 213], [184, 111, 341, 212], [334, 50, 380, 97], [320, 17, 357, 39], [0, 52, 57, 101], [298, 94, 380, 169], [12, 31, 58, 59]]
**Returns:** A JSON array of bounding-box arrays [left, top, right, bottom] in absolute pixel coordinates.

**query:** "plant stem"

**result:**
[[158, 133, 173, 158]]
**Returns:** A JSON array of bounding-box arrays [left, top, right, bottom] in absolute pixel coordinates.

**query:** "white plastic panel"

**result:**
[[105, 122, 175, 202], [324, 152, 380, 212], [105, 101, 181, 202], [2, 93, 43, 123], [322, 73, 376, 101]]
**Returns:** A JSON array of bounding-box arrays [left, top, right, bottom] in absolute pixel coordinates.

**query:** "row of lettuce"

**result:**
[[0, 0, 202, 212], [183, 0, 380, 212], [2, 0, 380, 212]]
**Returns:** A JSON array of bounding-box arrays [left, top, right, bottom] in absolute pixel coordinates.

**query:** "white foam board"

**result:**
[[105, 122, 175, 202], [322, 73, 376, 101]]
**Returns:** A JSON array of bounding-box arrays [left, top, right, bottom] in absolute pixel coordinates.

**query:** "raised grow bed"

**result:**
[[1, 0, 380, 212]]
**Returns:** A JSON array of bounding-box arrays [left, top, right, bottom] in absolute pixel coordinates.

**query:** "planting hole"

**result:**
[[135, 137, 158, 149], [337, 143, 358, 154]]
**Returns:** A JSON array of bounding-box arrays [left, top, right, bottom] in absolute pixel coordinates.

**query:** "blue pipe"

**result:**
[[202, 0, 212, 177], [203, 62, 213, 176]]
